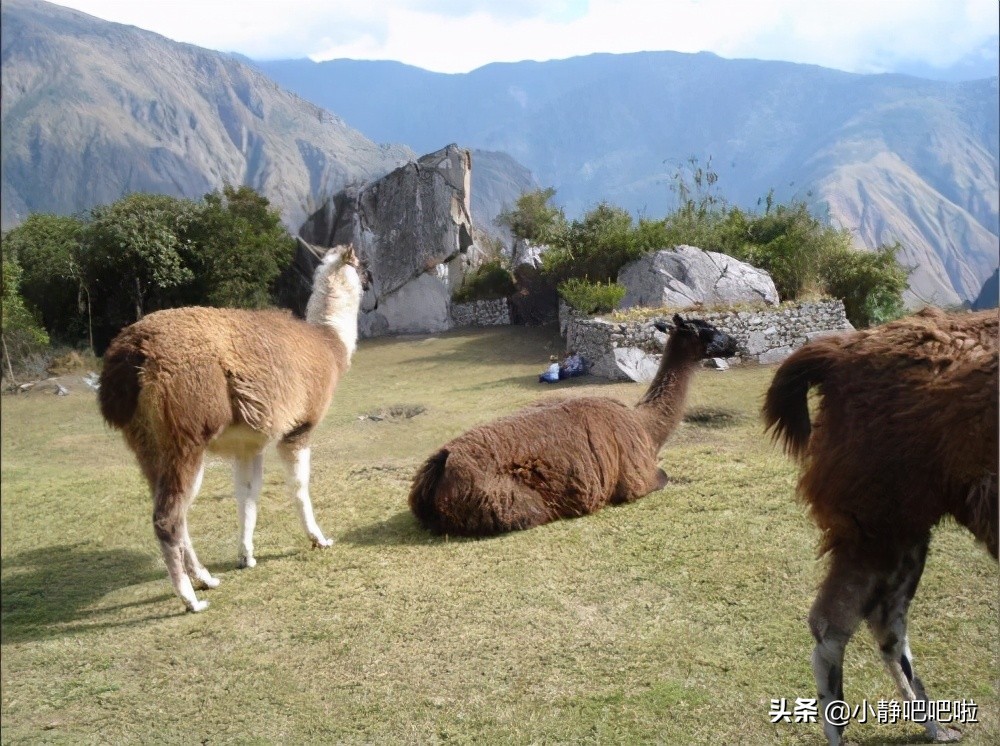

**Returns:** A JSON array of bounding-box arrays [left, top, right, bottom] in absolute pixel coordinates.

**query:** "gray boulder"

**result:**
[[589, 347, 660, 382], [618, 246, 779, 309], [299, 144, 477, 336]]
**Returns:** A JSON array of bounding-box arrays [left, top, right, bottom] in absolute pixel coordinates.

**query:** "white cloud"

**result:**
[[51, 0, 999, 75]]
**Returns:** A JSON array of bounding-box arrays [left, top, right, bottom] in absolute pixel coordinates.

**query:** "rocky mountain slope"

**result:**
[[257, 54, 999, 306], [0, 0, 416, 231]]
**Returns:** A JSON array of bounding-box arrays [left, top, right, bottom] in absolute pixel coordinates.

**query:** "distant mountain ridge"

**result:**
[[256, 53, 999, 306], [0, 0, 417, 231], [2, 0, 996, 307]]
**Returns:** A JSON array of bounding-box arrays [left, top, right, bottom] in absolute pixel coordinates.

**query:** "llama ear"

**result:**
[[341, 245, 359, 265], [673, 314, 688, 329]]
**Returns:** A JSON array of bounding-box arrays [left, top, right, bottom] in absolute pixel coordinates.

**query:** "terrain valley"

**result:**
[[2, 0, 998, 306]]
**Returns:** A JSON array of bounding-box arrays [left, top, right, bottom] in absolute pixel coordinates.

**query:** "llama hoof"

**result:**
[[237, 555, 257, 569], [194, 574, 220, 590], [311, 536, 334, 549], [186, 599, 209, 613]]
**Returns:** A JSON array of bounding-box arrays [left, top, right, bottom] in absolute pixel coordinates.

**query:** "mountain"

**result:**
[[255, 53, 999, 306], [0, 0, 417, 232], [972, 268, 999, 310]]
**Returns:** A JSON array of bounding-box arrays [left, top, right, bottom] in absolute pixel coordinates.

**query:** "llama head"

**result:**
[[335, 245, 373, 290], [301, 240, 367, 340], [655, 315, 738, 359], [310, 243, 371, 292]]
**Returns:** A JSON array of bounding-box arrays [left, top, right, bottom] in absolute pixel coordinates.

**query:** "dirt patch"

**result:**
[[358, 404, 426, 422], [683, 406, 744, 428]]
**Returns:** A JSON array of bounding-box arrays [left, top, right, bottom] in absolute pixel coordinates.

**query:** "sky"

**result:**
[[49, 0, 1000, 78]]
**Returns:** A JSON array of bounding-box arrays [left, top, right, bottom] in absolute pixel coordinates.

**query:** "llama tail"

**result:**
[[408, 448, 450, 531], [98, 343, 145, 430], [762, 344, 835, 461]]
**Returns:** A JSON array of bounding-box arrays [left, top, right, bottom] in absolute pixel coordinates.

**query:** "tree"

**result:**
[[0, 246, 49, 380], [541, 202, 645, 284], [3, 213, 91, 349], [84, 193, 198, 324], [184, 184, 295, 308], [496, 187, 568, 244]]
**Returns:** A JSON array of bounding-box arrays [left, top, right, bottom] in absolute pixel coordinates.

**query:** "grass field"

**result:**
[[1, 325, 996, 744]]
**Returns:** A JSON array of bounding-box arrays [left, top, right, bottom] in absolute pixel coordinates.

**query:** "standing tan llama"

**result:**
[[99, 241, 368, 612]]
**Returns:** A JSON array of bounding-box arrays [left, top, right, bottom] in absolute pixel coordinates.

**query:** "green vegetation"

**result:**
[[503, 166, 909, 328], [557, 277, 627, 315], [495, 186, 568, 245], [452, 260, 516, 303], [1, 185, 294, 373], [0, 248, 49, 379], [2, 326, 996, 743], [820, 241, 909, 327]]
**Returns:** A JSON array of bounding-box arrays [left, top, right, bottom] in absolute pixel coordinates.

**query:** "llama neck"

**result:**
[[305, 272, 360, 362], [634, 345, 700, 448]]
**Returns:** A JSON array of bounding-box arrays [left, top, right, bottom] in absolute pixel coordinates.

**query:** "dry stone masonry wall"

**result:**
[[562, 300, 854, 381], [451, 298, 512, 327]]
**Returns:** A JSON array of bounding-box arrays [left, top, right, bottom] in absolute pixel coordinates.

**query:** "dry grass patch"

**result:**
[[2, 324, 996, 744]]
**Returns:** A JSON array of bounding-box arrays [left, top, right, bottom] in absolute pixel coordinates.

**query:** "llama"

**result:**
[[763, 307, 998, 745], [409, 315, 738, 536], [98, 241, 368, 612]]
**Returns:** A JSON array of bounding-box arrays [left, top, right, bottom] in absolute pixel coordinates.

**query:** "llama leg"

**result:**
[[866, 539, 961, 743], [233, 454, 264, 568], [277, 441, 332, 548], [179, 459, 220, 590], [153, 457, 208, 613], [809, 547, 874, 746]]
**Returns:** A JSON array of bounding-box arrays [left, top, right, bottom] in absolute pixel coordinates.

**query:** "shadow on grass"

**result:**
[[402, 325, 563, 367], [341, 510, 490, 547], [1, 543, 166, 644], [456, 374, 620, 393]]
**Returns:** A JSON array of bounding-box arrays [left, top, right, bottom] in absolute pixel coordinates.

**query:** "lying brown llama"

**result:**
[[763, 306, 998, 745], [409, 315, 738, 536], [99, 241, 369, 612]]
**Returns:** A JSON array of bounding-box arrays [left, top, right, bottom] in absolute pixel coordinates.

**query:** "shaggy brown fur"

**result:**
[[99, 242, 366, 612], [409, 315, 738, 536], [763, 306, 998, 746]]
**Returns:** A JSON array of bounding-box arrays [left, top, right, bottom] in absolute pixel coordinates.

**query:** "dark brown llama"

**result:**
[[99, 241, 369, 613], [409, 315, 738, 536], [763, 307, 998, 745]]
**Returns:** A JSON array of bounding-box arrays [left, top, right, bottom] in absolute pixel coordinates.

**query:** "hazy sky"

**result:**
[[50, 0, 999, 76]]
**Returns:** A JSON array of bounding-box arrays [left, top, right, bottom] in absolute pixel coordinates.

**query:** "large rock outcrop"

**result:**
[[618, 246, 780, 309], [297, 144, 479, 336]]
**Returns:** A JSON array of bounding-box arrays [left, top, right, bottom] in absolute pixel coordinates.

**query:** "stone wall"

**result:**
[[562, 300, 854, 381], [451, 298, 512, 327]]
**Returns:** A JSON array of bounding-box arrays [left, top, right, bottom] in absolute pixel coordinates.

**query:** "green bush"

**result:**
[[452, 261, 516, 303], [518, 160, 912, 322], [541, 203, 652, 284], [495, 187, 568, 244], [820, 242, 909, 327], [557, 278, 626, 315]]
